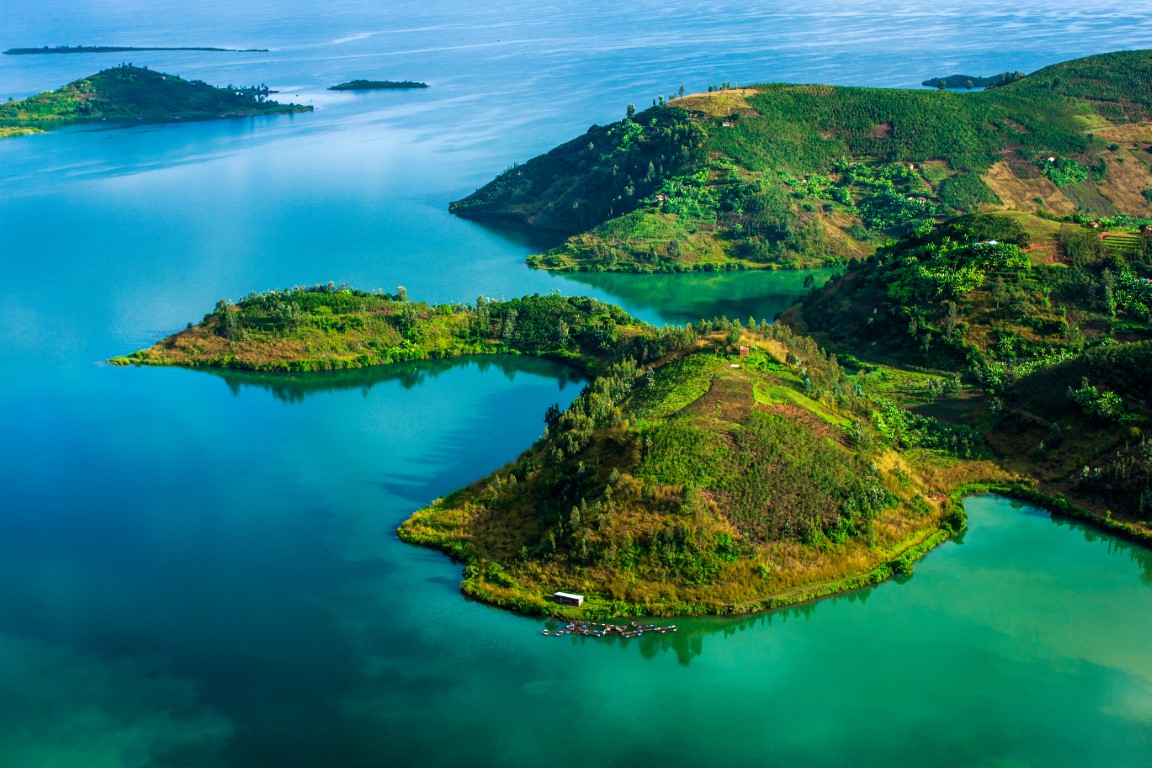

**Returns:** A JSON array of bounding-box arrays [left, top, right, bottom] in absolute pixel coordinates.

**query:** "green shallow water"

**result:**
[[3, 1, 1152, 765]]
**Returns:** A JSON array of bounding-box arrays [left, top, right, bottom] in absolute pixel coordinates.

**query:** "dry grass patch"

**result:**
[[982, 161, 1076, 216], [1097, 155, 1152, 214], [670, 88, 756, 117]]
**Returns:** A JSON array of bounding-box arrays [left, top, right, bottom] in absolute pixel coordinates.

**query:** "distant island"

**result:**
[[921, 72, 1024, 89], [328, 80, 429, 91], [0, 64, 310, 137], [4, 45, 268, 55]]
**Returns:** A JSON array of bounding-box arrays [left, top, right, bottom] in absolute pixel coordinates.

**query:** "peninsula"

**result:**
[[328, 80, 429, 91], [452, 50, 1152, 273], [118, 50, 1152, 619], [0, 64, 310, 136], [117, 285, 1005, 617], [3, 45, 268, 55]]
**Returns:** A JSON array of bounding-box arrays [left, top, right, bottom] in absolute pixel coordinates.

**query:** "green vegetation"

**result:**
[[328, 80, 429, 91], [399, 321, 990, 617], [114, 49, 1152, 618], [3, 45, 268, 55], [0, 65, 309, 134], [787, 211, 1152, 524], [455, 50, 1152, 272], [921, 72, 1026, 89], [450, 106, 705, 233], [111, 285, 686, 375], [0, 126, 41, 138]]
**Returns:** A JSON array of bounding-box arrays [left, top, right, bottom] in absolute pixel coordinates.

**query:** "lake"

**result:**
[[1, 1, 1151, 765]]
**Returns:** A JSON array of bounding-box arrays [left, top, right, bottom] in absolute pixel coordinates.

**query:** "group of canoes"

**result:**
[[541, 621, 678, 639]]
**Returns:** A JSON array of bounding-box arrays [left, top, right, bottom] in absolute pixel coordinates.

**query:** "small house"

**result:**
[[553, 591, 585, 607], [739, 346, 750, 357]]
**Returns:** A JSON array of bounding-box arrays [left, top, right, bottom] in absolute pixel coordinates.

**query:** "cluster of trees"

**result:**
[[451, 106, 705, 233]]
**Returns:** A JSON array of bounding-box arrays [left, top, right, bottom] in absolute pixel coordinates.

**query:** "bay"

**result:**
[[1, 1, 1151, 765]]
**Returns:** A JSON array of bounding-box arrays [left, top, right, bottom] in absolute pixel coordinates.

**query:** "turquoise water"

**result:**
[[2, 2, 1152, 765]]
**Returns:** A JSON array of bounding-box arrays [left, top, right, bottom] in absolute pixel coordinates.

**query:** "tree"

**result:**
[[396, 285, 408, 302], [990, 276, 1006, 309], [626, 103, 636, 120]]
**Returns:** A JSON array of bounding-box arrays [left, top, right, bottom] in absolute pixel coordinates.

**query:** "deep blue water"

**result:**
[[1, 2, 1151, 766]]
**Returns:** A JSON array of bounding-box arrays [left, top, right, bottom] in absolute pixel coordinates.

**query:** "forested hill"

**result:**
[[0, 65, 310, 135], [452, 49, 1152, 273], [785, 211, 1152, 521]]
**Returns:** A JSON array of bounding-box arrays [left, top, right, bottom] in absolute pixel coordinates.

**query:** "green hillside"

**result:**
[[399, 324, 983, 617], [453, 50, 1152, 273], [0, 64, 310, 134], [786, 211, 1152, 523]]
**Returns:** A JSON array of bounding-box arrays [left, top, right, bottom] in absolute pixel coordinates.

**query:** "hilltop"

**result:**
[[452, 50, 1152, 273], [0, 65, 309, 135]]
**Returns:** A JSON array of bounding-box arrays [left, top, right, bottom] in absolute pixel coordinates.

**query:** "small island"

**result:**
[[921, 72, 1024, 89], [0, 64, 310, 136], [4, 45, 268, 55], [328, 80, 429, 91]]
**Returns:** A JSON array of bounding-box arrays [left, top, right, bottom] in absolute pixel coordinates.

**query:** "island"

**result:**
[[921, 72, 1024, 89], [328, 80, 429, 91], [4, 45, 268, 55], [116, 49, 1152, 619], [451, 50, 1152, 274], [0, 64, 310, 137]]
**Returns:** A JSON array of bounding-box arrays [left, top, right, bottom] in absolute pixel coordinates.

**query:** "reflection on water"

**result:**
[[202, 354, 583, 403]]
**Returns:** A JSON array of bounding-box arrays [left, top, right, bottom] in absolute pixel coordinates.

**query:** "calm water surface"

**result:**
[[2, 1, 1152, 765]]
